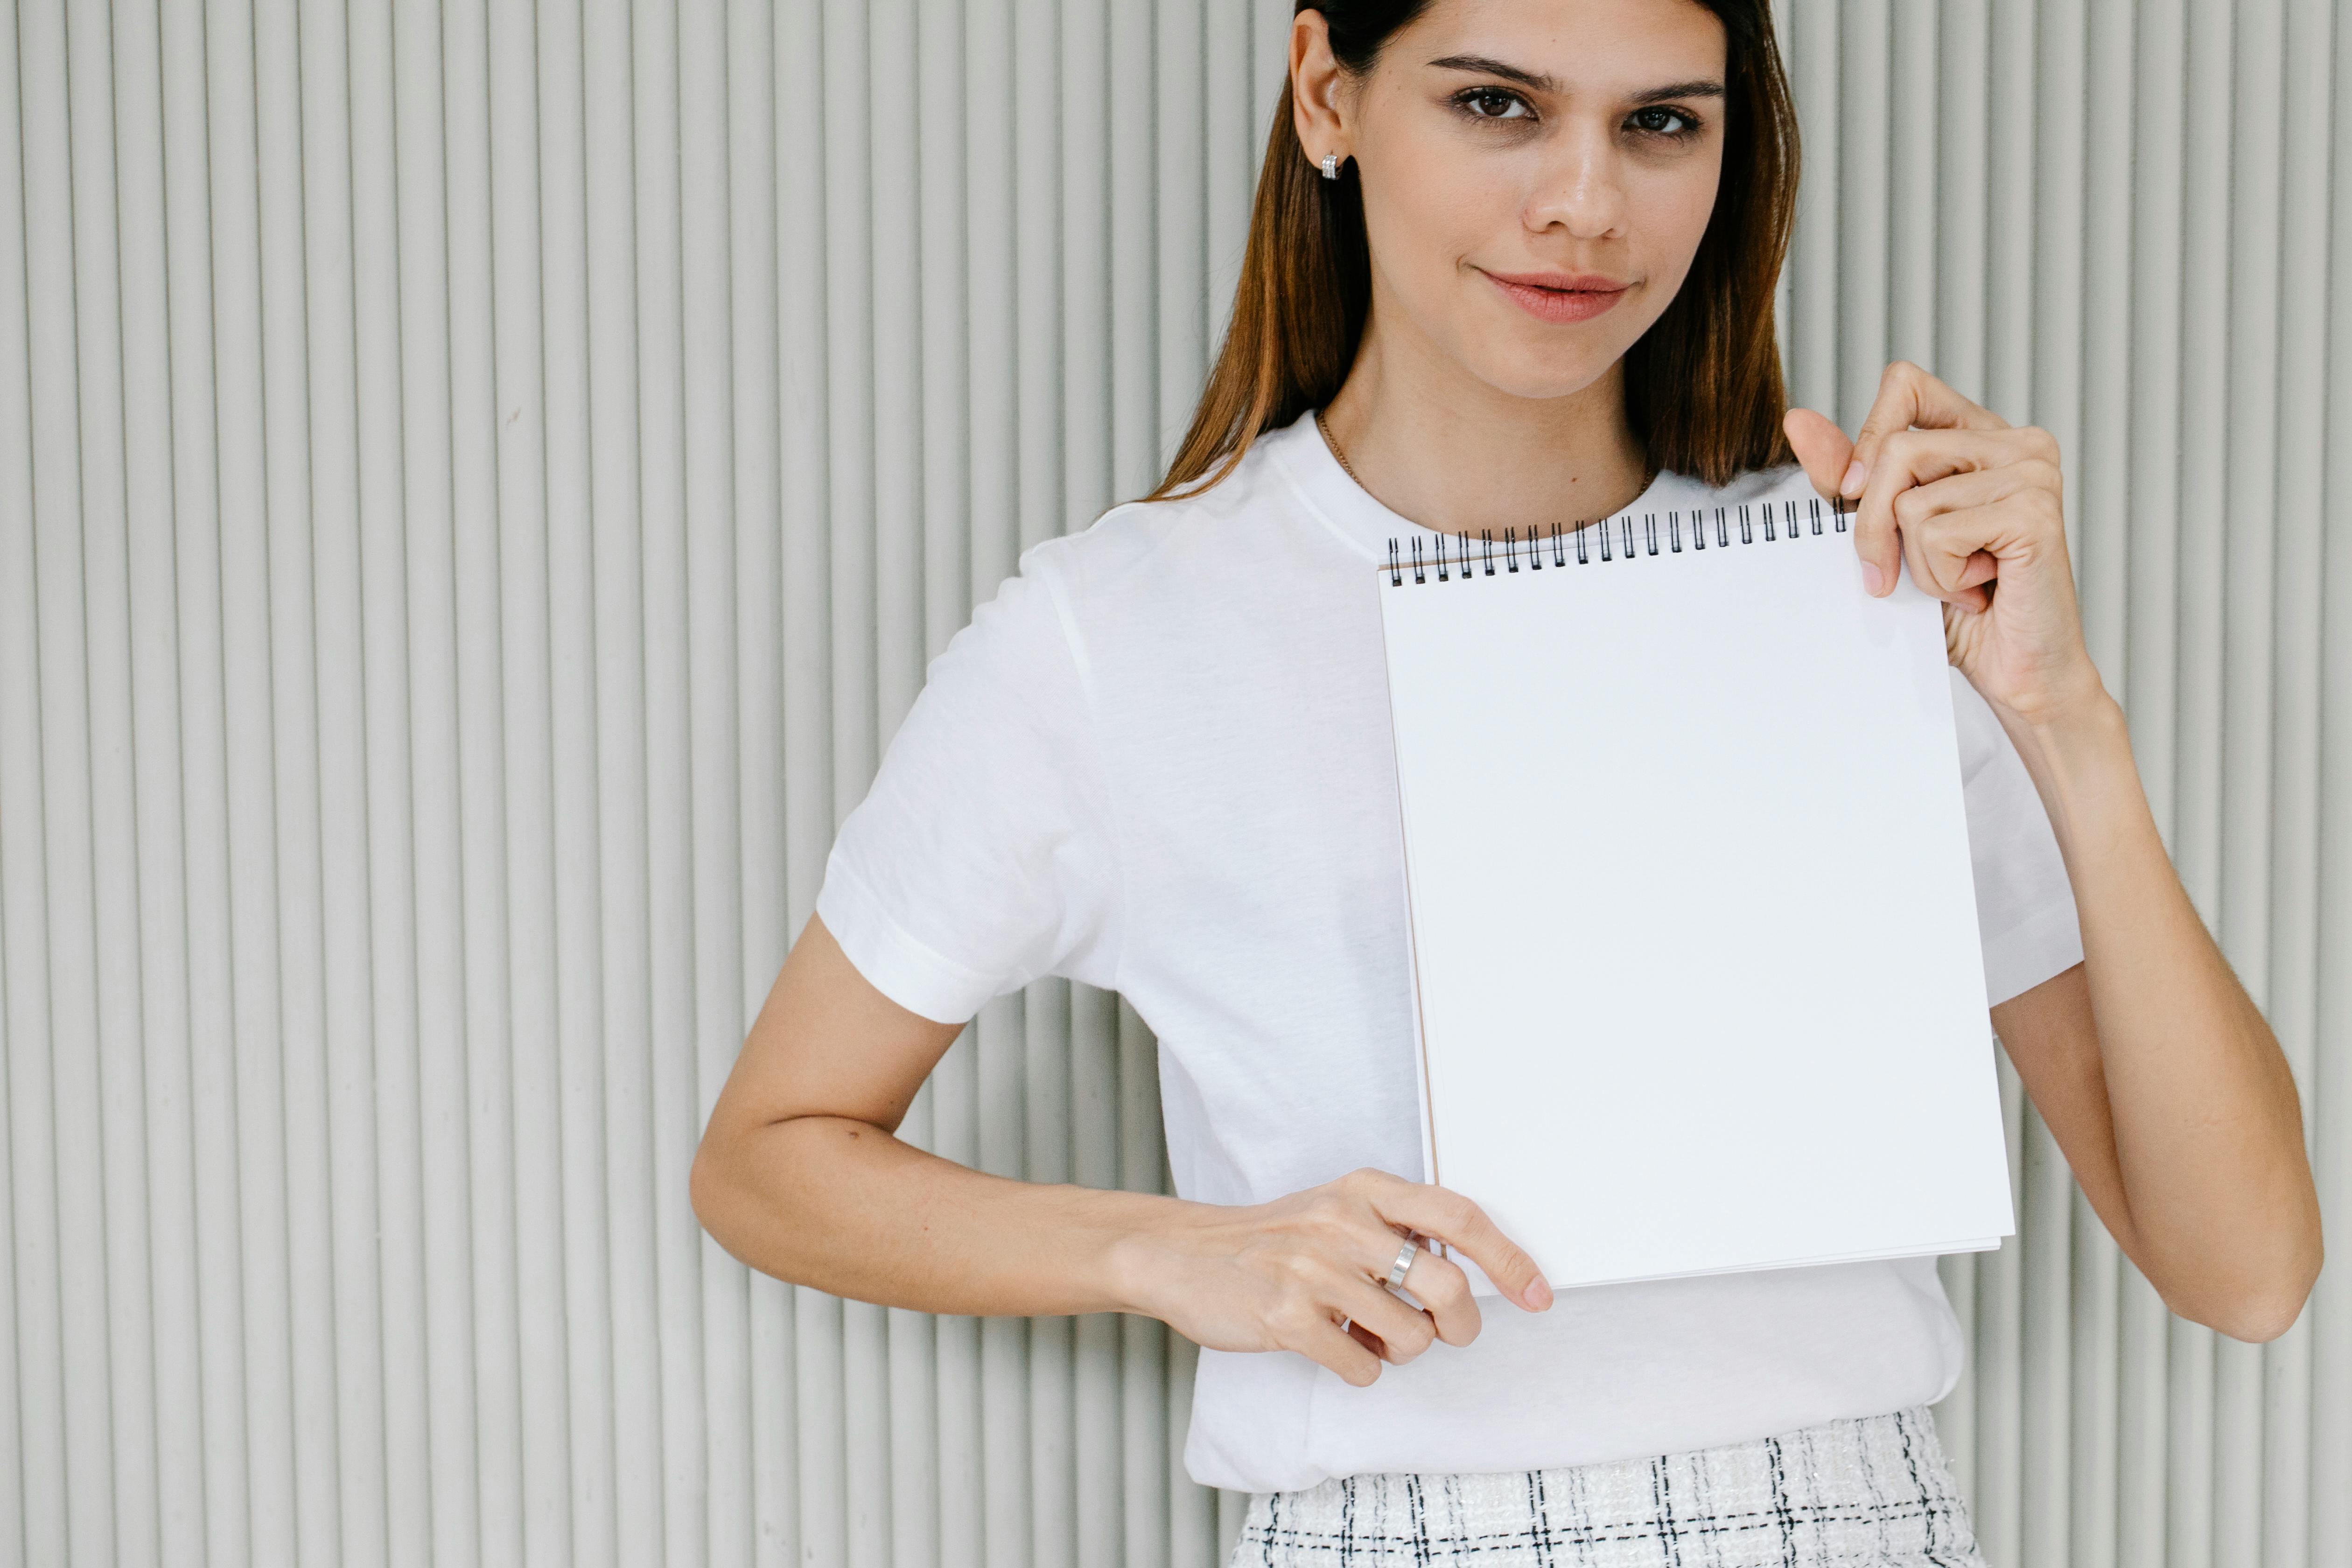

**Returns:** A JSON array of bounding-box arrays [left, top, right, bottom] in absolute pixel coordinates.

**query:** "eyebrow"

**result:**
[[1425, 54, 1726, 105]]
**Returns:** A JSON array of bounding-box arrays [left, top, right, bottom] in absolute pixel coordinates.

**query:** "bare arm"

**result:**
[[688, 911, 1143, 1317], [1786, 363, 2320, 1345], [690, 913, 1554, 1386], [1988, 695, 2320, 1343]]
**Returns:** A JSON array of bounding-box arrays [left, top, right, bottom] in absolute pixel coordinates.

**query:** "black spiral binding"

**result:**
[[1384, 493, 1852, 586]]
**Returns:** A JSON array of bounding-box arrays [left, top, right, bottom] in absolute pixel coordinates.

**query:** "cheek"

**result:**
[[1365, 136, 1517, 279], [1360, 145, 1532, 318], [1629, 156, 1722, 280]]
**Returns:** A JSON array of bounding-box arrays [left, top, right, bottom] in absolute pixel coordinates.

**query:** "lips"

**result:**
[[1482, 268, 1631, 324], [1484, 270, 1631, 292]]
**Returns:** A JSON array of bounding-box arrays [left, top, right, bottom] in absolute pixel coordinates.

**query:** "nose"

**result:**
[[1521, 123, 1628, 239]]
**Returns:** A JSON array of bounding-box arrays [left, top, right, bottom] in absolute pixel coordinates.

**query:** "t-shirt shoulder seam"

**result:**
[[1031, 542, 1134, 999], [1023, 499, 1189, 581]]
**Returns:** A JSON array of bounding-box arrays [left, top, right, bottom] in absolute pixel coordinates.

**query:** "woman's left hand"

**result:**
[[1784, 361, 2108, 731]]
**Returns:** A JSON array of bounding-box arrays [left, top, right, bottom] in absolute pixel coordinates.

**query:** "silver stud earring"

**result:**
[[1321, 152, 1340, 180]]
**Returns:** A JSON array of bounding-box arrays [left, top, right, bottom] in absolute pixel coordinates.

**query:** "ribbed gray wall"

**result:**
[[1, 0, 2345, 1564]]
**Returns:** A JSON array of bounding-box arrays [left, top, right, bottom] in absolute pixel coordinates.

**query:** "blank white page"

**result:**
[[1377, 482, 2014, 1294]]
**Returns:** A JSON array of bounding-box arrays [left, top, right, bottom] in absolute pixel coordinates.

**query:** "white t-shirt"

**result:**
[[814, 406, 2086, 1495]]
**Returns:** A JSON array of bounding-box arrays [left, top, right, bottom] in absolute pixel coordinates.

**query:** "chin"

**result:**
[[1467, 347, 1618, 403]]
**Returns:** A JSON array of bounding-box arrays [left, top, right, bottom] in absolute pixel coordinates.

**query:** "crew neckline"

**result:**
[[1264, 406, 1682, 564]]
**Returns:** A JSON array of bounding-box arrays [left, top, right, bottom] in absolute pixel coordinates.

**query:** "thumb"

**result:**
[[1782, 407, 1855, 501]]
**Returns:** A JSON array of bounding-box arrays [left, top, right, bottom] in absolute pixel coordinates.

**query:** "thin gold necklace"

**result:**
[[1315, 406, 1363, 485], [1316, 405, 1660, 515]]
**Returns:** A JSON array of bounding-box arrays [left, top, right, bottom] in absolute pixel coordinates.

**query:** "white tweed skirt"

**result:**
[[1229, 1405, 1987, 1568]]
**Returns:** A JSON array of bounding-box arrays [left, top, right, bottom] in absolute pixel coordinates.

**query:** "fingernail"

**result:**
[[1861, 560, 1885, 595], [1525, 1274, 1553, 1311], [1840, 459, 1867, 497]]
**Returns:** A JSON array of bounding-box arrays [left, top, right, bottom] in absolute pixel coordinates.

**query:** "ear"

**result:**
[[1781, 406, 1855, 502], [1290, 10, 1349, 170]]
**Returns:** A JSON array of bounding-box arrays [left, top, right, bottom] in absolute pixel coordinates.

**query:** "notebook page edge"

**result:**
[[1376, 581, 1446, 1214], [1458, 1234, 2008, 1298]]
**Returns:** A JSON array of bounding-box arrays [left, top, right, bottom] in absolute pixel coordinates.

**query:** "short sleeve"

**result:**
[[1949, 667, 2084, 1006], [815, 547, 1123, 1024]]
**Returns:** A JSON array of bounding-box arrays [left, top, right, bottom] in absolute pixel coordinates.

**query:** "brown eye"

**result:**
[[1457, 88, 1533, 122], [1629, 105, 1701, 138]]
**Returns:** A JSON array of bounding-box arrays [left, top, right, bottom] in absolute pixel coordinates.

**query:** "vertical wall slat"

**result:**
[[287, 0, 389, 1557], [2310, 5, 2352, 1553], [111, 0, 208, 1556], [589, 0, 666, 1544], [155, 0, 254, 1555], [440, 0, 528, 1551], [1, 6, 73, 1559], [350, 0, 427, 1557], [392, 0, 492, 1556], [206, 0, 309, 1549], [2260, 3, 2334, 1562], [482, 0, 578, 1554], [62, 0, 164, 1563], [260, 0, 345, 1533]]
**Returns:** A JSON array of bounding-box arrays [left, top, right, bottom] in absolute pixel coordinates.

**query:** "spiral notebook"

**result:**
[[1377, 471, 2015, 1295]]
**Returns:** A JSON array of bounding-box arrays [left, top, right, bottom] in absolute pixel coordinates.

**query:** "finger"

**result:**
[[1287, 1310, 1384, 1386], [1882, 470, 2032, 606], [1355, 1222, 1477, 1354], [1890, 462, 2056, 602], [1906, 505, 2043, 614], [1840, 360, 2009, 502], [1853, 427, 2043, 598], [1888, 485, 1980, 607], [1368, 1178, 1552, 1311], [1889, 451, 2059, 519], [1398, 1247, 1483, 1346], [1331, 1270, 1440, 1364], [1781, 406, 1855, 503], [1343, 1226, 1454, 1351]]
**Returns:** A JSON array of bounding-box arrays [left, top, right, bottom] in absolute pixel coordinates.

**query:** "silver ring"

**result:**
[[1384, 1236, 1418, 1290]]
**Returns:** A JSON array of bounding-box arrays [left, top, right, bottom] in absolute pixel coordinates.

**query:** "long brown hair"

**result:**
[[1143, 0, 1800, 502]]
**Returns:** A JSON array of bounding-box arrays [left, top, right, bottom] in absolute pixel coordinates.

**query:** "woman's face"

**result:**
[[1299, 0, 1729, 400]]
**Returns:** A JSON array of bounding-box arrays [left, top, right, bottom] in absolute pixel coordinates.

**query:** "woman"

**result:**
[[693, 0, 2321, 1561]]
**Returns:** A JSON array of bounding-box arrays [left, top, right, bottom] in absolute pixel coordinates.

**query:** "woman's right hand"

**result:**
[[1107, 1168, 1554, 1387]]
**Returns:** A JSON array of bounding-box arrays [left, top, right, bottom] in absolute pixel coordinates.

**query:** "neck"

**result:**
[[1317, 310, 1652, 537]]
